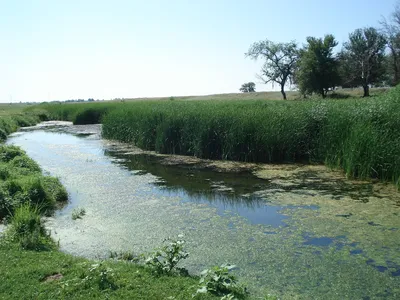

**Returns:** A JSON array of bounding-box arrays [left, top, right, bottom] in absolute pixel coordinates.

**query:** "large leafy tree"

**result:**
[[380, 2, 400, 85], [239, 82, 256, 93], [340, 27, 387, 97], [246, 40, 298, 100], [295, 35, 340, 98]]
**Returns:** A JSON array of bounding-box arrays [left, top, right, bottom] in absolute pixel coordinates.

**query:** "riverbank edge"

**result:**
[[0, 116, 250, 300]]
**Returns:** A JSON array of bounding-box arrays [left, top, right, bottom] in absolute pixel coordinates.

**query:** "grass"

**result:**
[[0, 242, 219, 300], [0, 103, 49, 142], [0, 145, 68, 220], [111, 87, 389, 102], [3, 204, 55, 251], [34, 86, 400, 188]]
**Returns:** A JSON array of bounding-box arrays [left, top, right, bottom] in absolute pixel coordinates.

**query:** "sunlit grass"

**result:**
[[33, 86, 400, 188]]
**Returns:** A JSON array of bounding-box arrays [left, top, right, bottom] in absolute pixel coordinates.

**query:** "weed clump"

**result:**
[[144, 234, 189, 275], [72, 207, 86, 220], [4, 204, 55, 250], [195, 264, 248, 299]]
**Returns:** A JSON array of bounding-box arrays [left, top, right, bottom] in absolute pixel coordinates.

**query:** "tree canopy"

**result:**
[[340, 27, 387, 97], [295, 35, 340, 98], [239, 82, 256, 93], [246, 40, 298, 100]]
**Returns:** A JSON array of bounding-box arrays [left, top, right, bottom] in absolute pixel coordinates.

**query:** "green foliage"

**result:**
[[340, 27, 387, 96], [4, 204, 55, 250], [0, 243, 219, 300], [34, 86, 400, 189], [194, 264, 247, 299], [0, 145, 25, 162], [239, 82, 256, 93], [246, 40, 298, 99], [0, 146, 68, 220], [71, 207, 86, 220], [42, 176, 68, 202], [80, 262, 118, 291], [74, 107, 108, 124], [9, 155, 41, 173], [26, 102, 117, 125], [144, 234, 189, 275], [296, 34, 340, 98]]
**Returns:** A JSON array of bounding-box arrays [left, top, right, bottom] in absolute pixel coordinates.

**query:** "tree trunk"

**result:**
[[280, 85, 287, 100], [392, 51, 400, 85], [320, 89, 326, 99], [363, 85, 370, 97]]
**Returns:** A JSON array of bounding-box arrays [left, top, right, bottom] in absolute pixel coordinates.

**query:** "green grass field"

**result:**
[[112, 87, 389, 102]]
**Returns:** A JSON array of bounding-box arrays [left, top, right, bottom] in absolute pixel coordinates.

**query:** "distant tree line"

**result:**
[[244, 2, 400, 99]]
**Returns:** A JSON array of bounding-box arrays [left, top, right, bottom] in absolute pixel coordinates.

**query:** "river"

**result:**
[[7, 122, 400, 299]]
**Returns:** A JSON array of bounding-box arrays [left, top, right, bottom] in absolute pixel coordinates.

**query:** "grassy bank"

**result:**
[[0, 104, 49, 142], [34, 86, 400, 188], [0, 242, 221, 300], [0, 145, 68, 221]]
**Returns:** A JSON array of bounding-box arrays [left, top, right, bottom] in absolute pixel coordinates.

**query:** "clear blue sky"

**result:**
[[0, 0, 397, 102]]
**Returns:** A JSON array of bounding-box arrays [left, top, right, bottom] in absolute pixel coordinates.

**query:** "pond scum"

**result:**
[[36, 86, 400, 188]]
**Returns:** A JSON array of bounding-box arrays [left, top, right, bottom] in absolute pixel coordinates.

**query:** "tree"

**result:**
[[246, 40, 298, 100], [239, 82, 256, 93], [340, 27, 387, 97], [295, 34, 340, 98], [380, 2, 400, 85]]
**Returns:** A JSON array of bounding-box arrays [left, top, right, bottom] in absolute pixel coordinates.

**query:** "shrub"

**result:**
[[0, 145, 25, 162], [0, 128, 7, 141], [195, 264, 248, 299], [4, 204, 55, 250], [0, 164, 10, 180], [9, 156, 41, 173], [42, 177, 68, 203], [144, 234, 189, 275]]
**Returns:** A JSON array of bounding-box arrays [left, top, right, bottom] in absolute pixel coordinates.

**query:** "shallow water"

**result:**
[[7, 123, 400, 299]]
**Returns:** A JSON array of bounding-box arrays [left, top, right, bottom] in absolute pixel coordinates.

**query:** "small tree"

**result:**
[[295, 34, 340, 98], [246, 40, 298, 100], [239, 82, 256, 93], [340, 27, 387, 97]]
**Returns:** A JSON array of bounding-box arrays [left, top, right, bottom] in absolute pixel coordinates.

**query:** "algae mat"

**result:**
[[7, 123, 400, 299]]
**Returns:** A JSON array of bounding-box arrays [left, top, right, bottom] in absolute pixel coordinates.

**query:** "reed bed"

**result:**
[[36, 87, 400, 187]]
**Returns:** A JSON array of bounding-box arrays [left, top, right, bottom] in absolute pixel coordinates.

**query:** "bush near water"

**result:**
[[36, 86, 400, 188]]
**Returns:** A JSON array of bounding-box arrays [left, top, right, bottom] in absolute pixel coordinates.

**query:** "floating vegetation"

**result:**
[[7, 125, 400, 299], [71, 208, 86, 220]]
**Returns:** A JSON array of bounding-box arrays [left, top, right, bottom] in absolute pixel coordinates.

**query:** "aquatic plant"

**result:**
[[71, 207, 86, 220]]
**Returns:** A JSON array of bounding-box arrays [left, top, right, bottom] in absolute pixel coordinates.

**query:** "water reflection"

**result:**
[[104, 150, 290, 226]]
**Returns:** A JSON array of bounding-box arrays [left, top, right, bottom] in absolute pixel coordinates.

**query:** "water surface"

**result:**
[[7, 123, 400, 299]]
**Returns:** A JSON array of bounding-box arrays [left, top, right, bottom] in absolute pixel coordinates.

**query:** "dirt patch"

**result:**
[[44, 273, 63, 282]]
